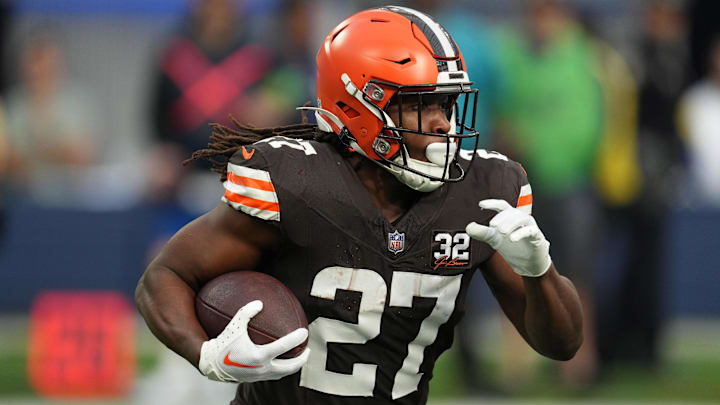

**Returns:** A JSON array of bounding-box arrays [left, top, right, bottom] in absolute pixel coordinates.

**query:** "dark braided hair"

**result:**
[[184, 110, 348, 181]]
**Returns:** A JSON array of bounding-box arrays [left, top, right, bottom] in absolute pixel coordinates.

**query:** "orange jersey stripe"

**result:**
[[517, 194, 533, 207], [227, 172, 276, 192], [224, 190, 280, 212]]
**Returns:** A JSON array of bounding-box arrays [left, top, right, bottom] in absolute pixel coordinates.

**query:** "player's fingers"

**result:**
[[228, 300, 263, 330], [466, 222, 501, 248], [509, 225, 538, 243], [270, 347, 311, 374], [259, 328, 309, 358], [466, 222, 492, 241], [478, 199, 513, 212], [242, 300, 264, 318], [488, 208, 515, 229], [496, 212, 533, 235]]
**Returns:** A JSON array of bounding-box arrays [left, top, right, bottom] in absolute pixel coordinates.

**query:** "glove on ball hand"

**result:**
[[199, 300, 310, 383]]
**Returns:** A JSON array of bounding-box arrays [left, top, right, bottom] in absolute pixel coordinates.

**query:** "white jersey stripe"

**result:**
[[517, 184, 533, 215], [519, 184, 532, 197], [223, 163, 280, 221], [221, 196, 280, 221], [223, 181, 279, 204], [227, 162, 273, 182]]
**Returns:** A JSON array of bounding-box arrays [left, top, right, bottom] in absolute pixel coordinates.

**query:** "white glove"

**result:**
[[199, 300, 310, 383], [466, 199, 552, 277]]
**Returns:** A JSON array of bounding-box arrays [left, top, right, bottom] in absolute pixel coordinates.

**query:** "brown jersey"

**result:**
[[221, 137, 532, 405]]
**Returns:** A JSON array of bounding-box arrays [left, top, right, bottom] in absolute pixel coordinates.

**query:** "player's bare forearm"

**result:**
[[135, 264, 208, 367], [135, 204, 280, 368], [521, 263, 583, 360], [481, 253, 583, 360]]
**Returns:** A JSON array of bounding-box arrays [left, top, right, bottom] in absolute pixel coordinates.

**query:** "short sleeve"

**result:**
[[221, 144, 281, 222]]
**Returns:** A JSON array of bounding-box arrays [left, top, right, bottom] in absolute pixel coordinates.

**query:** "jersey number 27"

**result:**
[[299, 267, 462, 399]]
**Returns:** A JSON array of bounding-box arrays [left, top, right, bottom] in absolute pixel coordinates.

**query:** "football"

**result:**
[[195, 271, 308, 359]]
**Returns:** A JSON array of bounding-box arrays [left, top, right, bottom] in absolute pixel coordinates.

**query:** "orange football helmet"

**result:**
[[309, 6, 479, 191]]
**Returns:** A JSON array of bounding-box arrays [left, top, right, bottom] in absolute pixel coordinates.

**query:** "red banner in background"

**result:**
[[28, 291, 136, 399]]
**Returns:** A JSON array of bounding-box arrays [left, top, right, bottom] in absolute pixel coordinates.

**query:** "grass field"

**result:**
[[1, 315, 719, 404], [428, 316, 720, 402]]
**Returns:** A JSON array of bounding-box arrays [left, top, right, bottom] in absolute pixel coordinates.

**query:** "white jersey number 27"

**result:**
[[299, 267, 462, 399]]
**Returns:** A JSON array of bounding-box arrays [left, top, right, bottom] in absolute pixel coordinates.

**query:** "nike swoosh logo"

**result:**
[[241, 146, 255, 160], [224, 353, 260, 368]]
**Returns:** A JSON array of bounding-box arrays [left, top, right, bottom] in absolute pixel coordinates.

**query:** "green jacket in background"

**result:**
[[497, 26, 603, 195]]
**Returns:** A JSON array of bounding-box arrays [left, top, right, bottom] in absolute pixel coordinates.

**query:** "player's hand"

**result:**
[[466, 199, 551, 277], [198, 300, 310, 383]]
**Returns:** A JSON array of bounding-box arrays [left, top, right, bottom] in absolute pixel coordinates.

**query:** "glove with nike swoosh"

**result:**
[[199, 300, 310, 383], [465, 199, 552, 278]]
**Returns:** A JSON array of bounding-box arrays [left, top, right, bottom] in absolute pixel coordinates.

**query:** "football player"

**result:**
[[136, 6, 583, 405]]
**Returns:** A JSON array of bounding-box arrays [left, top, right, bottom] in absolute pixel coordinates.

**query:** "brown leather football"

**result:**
[[195, 271, 308, 359]]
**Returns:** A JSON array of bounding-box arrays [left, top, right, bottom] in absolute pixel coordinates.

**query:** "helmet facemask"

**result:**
[[357, 79, 480, 191]]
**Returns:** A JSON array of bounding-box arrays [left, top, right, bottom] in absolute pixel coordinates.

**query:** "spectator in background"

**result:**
[[0, 0, 11, 251], [151, 0, 275, 160], [3, 29, 100, 208], [586, 11, 644, 381], [494, 0, 603, 387], [688, 0, 720, 83], [0, 102, 7, 250], [252, 0, 316, 126], [595, 0, 690, 376], [149, 0, 277, 214], [0, 0, 10, 93], [584, 16, 642, 211], [679, 36, 720, 207]]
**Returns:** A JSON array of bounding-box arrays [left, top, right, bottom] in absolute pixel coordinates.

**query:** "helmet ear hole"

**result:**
[[336, 101, 360, 119]]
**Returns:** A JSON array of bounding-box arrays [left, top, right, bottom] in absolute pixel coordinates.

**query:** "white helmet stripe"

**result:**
[[381, 6, 460, 72]]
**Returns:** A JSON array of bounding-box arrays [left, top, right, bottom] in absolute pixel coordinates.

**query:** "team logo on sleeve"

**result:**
[[241, 146, 255, 160], [388, 230, 405, 254], [432, 231, 471, 270]]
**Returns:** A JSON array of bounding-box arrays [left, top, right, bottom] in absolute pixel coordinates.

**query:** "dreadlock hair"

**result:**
[[184, 108, 350, 182]]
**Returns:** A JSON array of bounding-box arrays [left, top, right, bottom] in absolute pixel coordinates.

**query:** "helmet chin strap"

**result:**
[[386, 143, 456, 192], [296, 106, 378, 162], [296, 106, 344, 133]]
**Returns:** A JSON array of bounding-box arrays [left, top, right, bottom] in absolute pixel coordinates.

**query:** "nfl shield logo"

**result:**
[[388, 230, 405, 254]]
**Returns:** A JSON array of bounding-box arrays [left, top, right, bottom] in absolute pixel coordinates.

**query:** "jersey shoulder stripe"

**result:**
[[461, 148, 533, 215], [222, 162, 280, 221], [516, 183, 533, 215]]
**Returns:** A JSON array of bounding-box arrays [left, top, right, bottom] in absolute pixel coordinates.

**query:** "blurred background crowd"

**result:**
[[0, 0, 718, 404]]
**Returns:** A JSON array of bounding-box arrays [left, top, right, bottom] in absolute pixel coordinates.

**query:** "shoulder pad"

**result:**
[[461, 148, 533, 214]]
